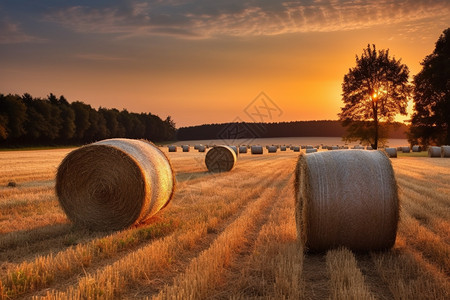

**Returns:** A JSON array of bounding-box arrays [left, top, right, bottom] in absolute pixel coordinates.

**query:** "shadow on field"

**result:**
[[176, 170, 214, 182], [0, 223, 112, 253]]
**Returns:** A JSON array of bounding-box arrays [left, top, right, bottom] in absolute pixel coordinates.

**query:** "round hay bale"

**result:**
[[294, 150, 399, 252], [401, 146, 410, 153], [7, 181, 17, 187], [56, 138, 175, 231], [306, 145, 313, 149], [366, 146, 373, 150], [205, 146, 236, 172], [268, 146, 277, 153], [239, 146, 248, 154], [229, 146, 239, 157], [194, 144, 201, 150], [331, 146, 339, 150], [251, 145, 263, 154], [182, 145, 190, 152], [305, 148, 317, 153], [384, 147, 397, 158], [197, 145, 206, 152], [412, 145, 421, 152], [441, 145, 450, 157], [396, 146, 402, 151], [293, 146, 300, 152], [168, 145, 177, 152], [428, 146, 441, 157], [280, 146, 287, 151]]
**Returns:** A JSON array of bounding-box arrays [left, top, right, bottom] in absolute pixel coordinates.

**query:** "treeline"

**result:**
[[0, 93, 176, 146], [177, 120, 408, 141]]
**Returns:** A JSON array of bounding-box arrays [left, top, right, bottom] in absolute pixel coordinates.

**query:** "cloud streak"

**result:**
[[43, 0, 450, 39], [0, 19, 45, 44]]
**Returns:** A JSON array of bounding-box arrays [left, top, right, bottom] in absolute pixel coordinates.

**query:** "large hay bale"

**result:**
[[56, 139, 175, 231], [294, 150, 399, 252], [401, 146, 410, 153], [412, 145, 421, 152], [205, 146, 236, 172], [441, 145, 450, 157], [251, 145, 263, 154], [268, 146, 277, 153], [168, 145, 177, 152], [384, 147, 397, 158], [239, 146, 248, 153], [182, 145, 190, 152], [428, 146, 441, 157]]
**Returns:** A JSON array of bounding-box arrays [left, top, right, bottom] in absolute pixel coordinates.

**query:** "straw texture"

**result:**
[[294, 150, 399, 252], [56, 138, 175, 231], [205, 146, 237, 172], [428, 146, 441, 157], [442, 146, 450, 157]]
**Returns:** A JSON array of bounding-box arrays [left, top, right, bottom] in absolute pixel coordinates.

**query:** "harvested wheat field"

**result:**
[[0, 148, 449, 299]]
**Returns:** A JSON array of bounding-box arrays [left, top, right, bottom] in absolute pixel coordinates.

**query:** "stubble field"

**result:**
[[0, 147, 449, 299]]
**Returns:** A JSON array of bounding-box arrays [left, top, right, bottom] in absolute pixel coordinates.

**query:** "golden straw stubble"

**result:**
[[294, 150, 399, 252], [204, 145, 237, 172], [56, 138, 175, 231]]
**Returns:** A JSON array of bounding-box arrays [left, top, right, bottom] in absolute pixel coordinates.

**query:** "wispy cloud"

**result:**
[[0, 19, 45, 44], [74, 53, 133, 62], [44, 0, 450, 39]]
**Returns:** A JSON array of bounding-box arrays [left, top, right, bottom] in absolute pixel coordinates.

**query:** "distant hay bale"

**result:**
[[306, 148, 317, 153], [396, 146, 402, 151], [401, 146, 410, 153], [412, 145, 421, 152], [294, 150, 399, 252], [239, 146, 248, 153], [306, 145, 313, 149], [268, 146, 277, 153], [168, 145, 177, 152], [280, 146, 287, 151], [56, 138, 175, 231], [366, 146, 373, 150], [331, 146, 339, 150], [182, 145, 190, 152], [197, 145, 206, 152], [354, 145, 364, 150], [428, 146, 441, 157], [251, 145, 263, 154], [293, 146, 300, 152], [384, 148, 397, 158], [205, 146, 236, 172], [7, 181, 17, 187], [441, 146, 450, 157], [301, 145, 306, 149]]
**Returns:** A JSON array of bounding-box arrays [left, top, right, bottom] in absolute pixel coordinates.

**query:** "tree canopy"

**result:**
[[409, 28, 450, 147], [0, 93, 176, 146], [339, 44, 411, 149]]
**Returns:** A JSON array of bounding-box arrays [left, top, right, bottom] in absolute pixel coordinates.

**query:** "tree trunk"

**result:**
[[373, 101, 378, 150]]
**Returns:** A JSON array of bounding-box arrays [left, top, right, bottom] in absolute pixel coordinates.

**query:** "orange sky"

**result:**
[[1, 1, 449, 127]]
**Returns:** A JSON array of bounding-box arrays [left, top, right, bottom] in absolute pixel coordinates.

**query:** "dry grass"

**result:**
[[0, 147, 448, 299]]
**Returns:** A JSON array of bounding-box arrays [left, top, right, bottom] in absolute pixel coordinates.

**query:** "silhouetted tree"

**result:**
[[71, 101, 91, 141], [409, 28, 450, 147], [0, 94, 27, 140], [339, 44, 412, 149]]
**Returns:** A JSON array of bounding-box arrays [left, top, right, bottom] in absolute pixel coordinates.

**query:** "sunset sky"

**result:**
[[1, 0, 449, 127]]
